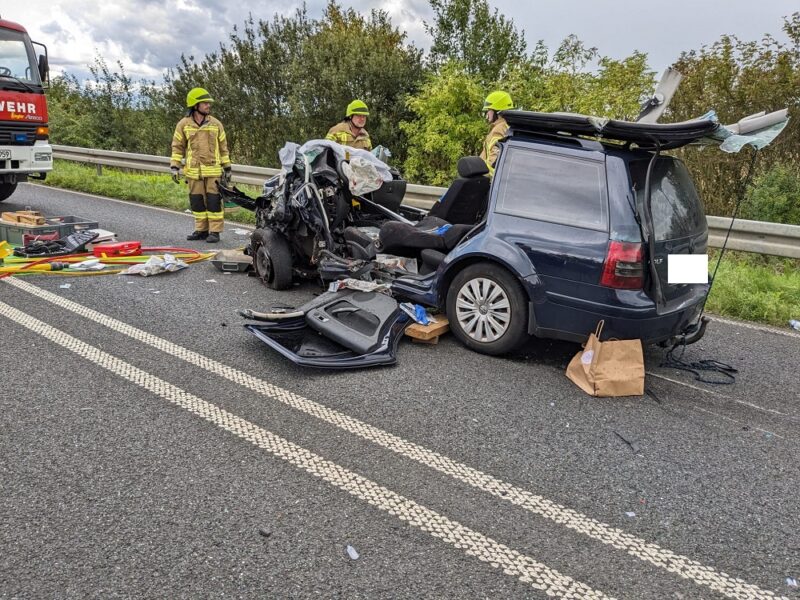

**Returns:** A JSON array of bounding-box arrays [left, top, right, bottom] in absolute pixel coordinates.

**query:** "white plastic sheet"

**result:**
[[121, 254, 188, 277]]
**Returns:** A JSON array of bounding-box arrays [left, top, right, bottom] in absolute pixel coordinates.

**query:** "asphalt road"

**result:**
[[1, 183, 798, 599]]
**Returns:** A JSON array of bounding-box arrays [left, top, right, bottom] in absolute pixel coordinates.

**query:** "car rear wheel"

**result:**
[[446, 262, 529, 355], [0, 181, 17, 202], [251, 228, 293, 290]]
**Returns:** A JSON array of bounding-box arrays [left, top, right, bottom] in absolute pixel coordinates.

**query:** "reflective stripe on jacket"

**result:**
[[325, 121, 372, 151], [170, 115, 231, 180], [479, 117, 509, 177]]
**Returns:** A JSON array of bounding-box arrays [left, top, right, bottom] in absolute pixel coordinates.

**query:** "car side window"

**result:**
[[495, 147, 608, 231]]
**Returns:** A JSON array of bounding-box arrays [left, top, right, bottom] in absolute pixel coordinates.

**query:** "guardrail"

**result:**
[[52, 145, 800, 258]]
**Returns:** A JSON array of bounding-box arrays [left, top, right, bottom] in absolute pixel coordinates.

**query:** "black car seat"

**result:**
[[377, 156, 489, 258], [429, 156, 490, 224]]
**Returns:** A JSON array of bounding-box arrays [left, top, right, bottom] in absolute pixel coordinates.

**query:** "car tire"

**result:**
[[0, 181, 17, 202], [446, 262, 529, 355], [251, 228, 293, 290]]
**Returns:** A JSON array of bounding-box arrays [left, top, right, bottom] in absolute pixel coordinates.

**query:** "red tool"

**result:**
[[92, 241, 142, 258]]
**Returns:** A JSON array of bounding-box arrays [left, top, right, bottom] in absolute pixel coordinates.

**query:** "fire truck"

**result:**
[[0, 15, 51, 202]]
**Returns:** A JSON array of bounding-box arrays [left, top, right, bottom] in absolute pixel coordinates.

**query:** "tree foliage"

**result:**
[[403, 31, 655, 184], [425, 0, 526, 84], [668, 12, 800, 217]]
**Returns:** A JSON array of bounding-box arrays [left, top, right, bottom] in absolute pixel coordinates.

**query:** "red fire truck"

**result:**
[[0, 15, 51, 202]]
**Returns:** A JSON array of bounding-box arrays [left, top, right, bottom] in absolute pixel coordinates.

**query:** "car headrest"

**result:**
[[457, 156, 489, 178]]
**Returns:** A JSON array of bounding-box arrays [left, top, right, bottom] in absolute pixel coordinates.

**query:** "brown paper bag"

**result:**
[[566, 321, 645, 397]]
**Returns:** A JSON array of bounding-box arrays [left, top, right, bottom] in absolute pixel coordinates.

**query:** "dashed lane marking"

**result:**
[[0, 299, 611, 599], [3, 277, 786, 600]]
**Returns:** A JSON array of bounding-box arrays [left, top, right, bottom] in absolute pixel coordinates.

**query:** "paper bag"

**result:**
[[566, 321, 645, 397]]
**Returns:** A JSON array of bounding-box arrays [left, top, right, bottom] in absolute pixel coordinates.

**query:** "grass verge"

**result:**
[[38, 160, 800, 328], [41, 159, 256, 225]]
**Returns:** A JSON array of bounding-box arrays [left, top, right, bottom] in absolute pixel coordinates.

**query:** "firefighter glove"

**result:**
[[171, 167, 180, 184], [221, 167, 232, 186]]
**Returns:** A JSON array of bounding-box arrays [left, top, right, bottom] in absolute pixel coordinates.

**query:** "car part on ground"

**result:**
[[241, 290, 409, 369]]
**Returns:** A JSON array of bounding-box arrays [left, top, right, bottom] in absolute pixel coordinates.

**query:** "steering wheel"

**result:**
[[0, 67, 11, 77]]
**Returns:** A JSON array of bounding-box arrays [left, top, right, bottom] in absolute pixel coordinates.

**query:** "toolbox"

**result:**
[[92, 241, 142, 258], [0, 215, 100, 246], [211, 249, 253, 272]]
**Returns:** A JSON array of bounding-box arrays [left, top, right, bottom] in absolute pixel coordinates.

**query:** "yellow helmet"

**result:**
[[346, 99, 369, 117], [186, 87, 214, 108], [482, 91, 513, 113]]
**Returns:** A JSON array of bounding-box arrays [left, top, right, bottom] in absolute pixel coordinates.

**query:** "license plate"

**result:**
[[0, 150, 10, 160]]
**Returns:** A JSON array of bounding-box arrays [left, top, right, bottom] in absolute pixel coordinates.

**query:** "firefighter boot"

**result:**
[[187, 230, 209, 240], [206, 232, 220, 243]]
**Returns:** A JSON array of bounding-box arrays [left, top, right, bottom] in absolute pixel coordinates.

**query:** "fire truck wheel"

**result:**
[[0, 181, 18, 202]]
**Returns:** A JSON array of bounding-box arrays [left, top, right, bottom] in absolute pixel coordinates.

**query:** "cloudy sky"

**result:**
[[3, 0, 798, 82]]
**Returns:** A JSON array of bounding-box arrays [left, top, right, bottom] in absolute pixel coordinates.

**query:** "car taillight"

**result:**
[[601, 241, 644, 289], [36, 126, 49, 140]]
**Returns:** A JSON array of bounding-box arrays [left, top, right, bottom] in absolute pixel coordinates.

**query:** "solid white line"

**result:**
[[646, 372, 729, 397], [690, 406, 785, 439], [0, 299, 611, 599], [709, 314, 800, 339], [3, 276, 785, 600]]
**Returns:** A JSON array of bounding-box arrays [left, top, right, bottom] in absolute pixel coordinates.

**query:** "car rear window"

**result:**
[[630, 157, 706, 241], [494, 147, 608, 231]]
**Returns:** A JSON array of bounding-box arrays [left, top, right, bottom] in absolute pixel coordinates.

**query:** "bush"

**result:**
[[740, 165, 800, 225]]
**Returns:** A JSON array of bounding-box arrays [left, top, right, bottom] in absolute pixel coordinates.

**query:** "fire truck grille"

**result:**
[[0, 122, 38, 146]]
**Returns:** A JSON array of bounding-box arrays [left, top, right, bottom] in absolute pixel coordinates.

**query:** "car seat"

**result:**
[[376, 156, 489, 259]]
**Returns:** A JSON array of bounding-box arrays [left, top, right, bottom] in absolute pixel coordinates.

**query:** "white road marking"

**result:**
[[0, 299, 610, 599], [691, 406, 786, 439], [3, 276, 786, 600], [646, 372, 729, 397], [709, 314, 800, 339]]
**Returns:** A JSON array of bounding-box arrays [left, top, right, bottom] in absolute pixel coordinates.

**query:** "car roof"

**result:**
[[508, 132, 657, 162]]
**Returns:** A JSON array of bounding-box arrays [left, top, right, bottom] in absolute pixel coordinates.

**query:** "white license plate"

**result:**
[[0, 150, 10, 160]]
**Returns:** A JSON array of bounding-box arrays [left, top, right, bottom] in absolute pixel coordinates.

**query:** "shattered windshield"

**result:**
[[0, 29, 41, 88], [630, 157, 706, 241]]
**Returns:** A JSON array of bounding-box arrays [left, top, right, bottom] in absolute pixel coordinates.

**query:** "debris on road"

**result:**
[[346, 545, 360, 560], [121, 254, 189, 277], [59, 283, 71, 289], [625, 512, 636, 518], [614, 431, 641, 453], [789, 319, 800, 331], [786, 577, 798, 587], [211, 249, 253, 273]]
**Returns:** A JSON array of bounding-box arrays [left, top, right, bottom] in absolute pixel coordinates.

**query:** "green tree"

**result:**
[[290, 2, 424, 163], [400, 61, 485, 185], [425, 0, 527, 84], [668, 12, 800, 217], [403, 36, 655, 184]]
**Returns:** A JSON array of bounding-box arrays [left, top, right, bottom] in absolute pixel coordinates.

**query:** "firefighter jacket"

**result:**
[[170, 114, 231, 180], [325, 120, 372, 151], [479, 116, 509, 177]]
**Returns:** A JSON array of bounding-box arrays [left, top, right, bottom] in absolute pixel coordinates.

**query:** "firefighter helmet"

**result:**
[[186, 87, 214, 108], [482, 91, 513, 113], [346, 99, 369, 117]]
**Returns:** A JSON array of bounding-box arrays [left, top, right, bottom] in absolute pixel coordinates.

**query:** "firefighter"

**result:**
[[325, 100, 372, 151], [480, 91, 513, 176], [170, 87, 231, 243]]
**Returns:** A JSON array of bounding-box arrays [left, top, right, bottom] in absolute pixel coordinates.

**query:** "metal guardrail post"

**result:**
[[51, 145, 800, 258]]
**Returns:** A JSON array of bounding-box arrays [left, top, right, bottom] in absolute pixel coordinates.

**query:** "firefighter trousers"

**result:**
[[188, 177, 224, 233]]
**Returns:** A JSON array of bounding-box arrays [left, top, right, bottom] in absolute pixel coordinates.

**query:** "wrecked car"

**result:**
[[224, 106, 788, 368]]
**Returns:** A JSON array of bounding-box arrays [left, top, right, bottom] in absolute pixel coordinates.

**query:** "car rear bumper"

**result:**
[[529, 286, 707, 345]]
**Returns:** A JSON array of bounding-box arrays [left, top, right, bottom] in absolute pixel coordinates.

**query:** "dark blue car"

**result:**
[[391, 112, 711, 355]]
